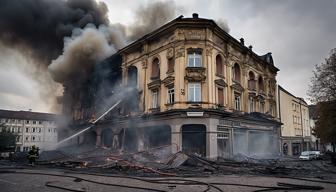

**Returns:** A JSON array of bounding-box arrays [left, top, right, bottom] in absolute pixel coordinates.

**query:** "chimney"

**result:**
[[192, 13, 199, 19], [240, 38, 245, 45]]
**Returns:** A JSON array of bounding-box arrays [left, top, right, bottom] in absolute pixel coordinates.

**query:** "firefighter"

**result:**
[[27, 145, 39, 166]]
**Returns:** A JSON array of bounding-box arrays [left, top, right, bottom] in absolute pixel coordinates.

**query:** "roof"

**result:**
[[278, 85, 308, 105], [0, 109, 59, 121], [118, 14, 279, 72]]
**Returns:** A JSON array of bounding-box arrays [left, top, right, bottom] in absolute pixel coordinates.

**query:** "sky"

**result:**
[[0, 0, 335, 113]]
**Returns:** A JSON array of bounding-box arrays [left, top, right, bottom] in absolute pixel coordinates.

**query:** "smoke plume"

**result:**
[[127, 1, 180, 41], [48, 24, 125, 84]]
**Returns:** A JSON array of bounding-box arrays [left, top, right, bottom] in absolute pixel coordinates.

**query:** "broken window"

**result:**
[[167, 87, 175, 104], [188, 83, 201, 102], [216, 55, 223, 76], [217, 87, 224, 106], [151, 58, 160, 79], [188, 52, 202, 67]]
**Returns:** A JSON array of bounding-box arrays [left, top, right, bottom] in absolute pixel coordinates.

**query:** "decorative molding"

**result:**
[[147, 79, 161, 90], [175, 46, 185, 58], [162, 76, 175, 87], [230, 81, 244, 92], [214, 79, 228, 87], [185, 30, 205, 40], [141, 59, 147, 69], [185, 67, 206, 82], [166, 48, 174, 59]]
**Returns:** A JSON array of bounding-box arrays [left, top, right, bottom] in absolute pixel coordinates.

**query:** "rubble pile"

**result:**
[[34, 146, 336, 179]]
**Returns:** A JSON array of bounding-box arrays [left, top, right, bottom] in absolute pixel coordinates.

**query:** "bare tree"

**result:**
[[309, 48, 336, 103], [309, 48, 336, 151]]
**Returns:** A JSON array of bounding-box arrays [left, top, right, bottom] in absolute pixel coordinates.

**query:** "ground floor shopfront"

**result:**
[[281, 136, 314, 156], [75, 110, 281, 159]]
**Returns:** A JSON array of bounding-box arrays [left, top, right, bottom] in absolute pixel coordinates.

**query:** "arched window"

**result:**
[[232, 63, 241, 83], [216, 55, 223, 76], [151, 58, 160, 79], [258, 76, 264, 92], [248, 71, 256, 90]]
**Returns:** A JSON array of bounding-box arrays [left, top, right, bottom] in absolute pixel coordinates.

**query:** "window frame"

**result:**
[[188, 82, 202, 102], [151, 90, 159, 108], [167, 87, 175, 104], [188, 52, 202, 67], [234, 94, 241, 111]]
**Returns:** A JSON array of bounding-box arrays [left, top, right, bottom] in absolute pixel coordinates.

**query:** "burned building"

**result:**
[[63, 14, 281, 159]]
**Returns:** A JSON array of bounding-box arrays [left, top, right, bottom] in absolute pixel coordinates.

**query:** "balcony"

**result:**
[[185, 67, 206, 82]]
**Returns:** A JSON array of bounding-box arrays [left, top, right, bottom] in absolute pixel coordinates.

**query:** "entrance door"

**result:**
[[181, 124, 206, 157]]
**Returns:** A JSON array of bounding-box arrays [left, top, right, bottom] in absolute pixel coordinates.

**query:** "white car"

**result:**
[[299, 151, 315, 160]]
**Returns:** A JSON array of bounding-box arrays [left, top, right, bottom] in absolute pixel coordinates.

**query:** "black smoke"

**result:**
[[0, 0, 109, 64]]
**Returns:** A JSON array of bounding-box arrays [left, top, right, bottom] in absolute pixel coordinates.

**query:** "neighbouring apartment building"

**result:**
[[277, 86, 313, 156], [64, 14, 281, 159], [0, 109, 58, 152]]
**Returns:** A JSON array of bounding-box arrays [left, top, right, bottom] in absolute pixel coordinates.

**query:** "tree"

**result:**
[[0, 123, 16, 152], [309, 48, 336, 151]]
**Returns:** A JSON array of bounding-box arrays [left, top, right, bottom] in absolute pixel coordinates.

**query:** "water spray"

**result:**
[[56, 100, 122, 146]]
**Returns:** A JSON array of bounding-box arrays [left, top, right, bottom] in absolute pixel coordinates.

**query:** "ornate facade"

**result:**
[[67, 14, 281, 159]]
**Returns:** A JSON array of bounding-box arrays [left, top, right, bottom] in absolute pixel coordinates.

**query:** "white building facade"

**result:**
[[0, 109, 58, 152]]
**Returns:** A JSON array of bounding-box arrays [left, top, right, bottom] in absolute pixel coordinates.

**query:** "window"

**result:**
[[167, 58, 174, 73], [54, 128, 56, 133], [260, 101, 265, 113], [248, 72, 256, 90], [151, 58, 160, 79], [38, 128, 41, 133], [152, 90, 159, 108], [18, 127, 22, 133], [232, 64, 241, 82], [188, 52, 202, 67], [32, 128, 36, 133], [249, 97, 254, 113], [33, 121, 36, 124], [258, 76, 264, 92], [32, 136, 35, 141], [26, 127, 29, 133], [188, 83, 201, 102], [25, 136, 29, 141], [167, 87, 175, 104], [217, 88, 224, 106], [38, 121, 42, 125], [48, 128, 51, 132], [234, 94, 241, 110], [216, 55, 223, 76], [26, 120, 29, 124]]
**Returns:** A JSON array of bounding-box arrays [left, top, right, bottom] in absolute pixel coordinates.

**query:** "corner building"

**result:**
[[67, 14, 281, 159]]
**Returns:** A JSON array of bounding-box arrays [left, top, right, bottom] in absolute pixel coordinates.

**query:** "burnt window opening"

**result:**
[[248, 71, 256, 90], [258, 76, 264, 92], [217, 87, 224, 106], [167, 86, 175, 104], [182, 124, 206, 157], [127, 66, 138, 88], [187, 49, 202, 67], [232, 63, 241, 83], [216, 55, 224, 76], [167, 58, 174, 73], [151, 58, 160, 79]]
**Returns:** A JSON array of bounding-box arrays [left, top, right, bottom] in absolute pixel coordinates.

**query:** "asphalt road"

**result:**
[[0, 168, 336, 192]]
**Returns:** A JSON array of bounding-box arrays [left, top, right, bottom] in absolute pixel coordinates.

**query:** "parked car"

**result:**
[[299, 151, 315, 160], [311, 151, 322, 159]]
